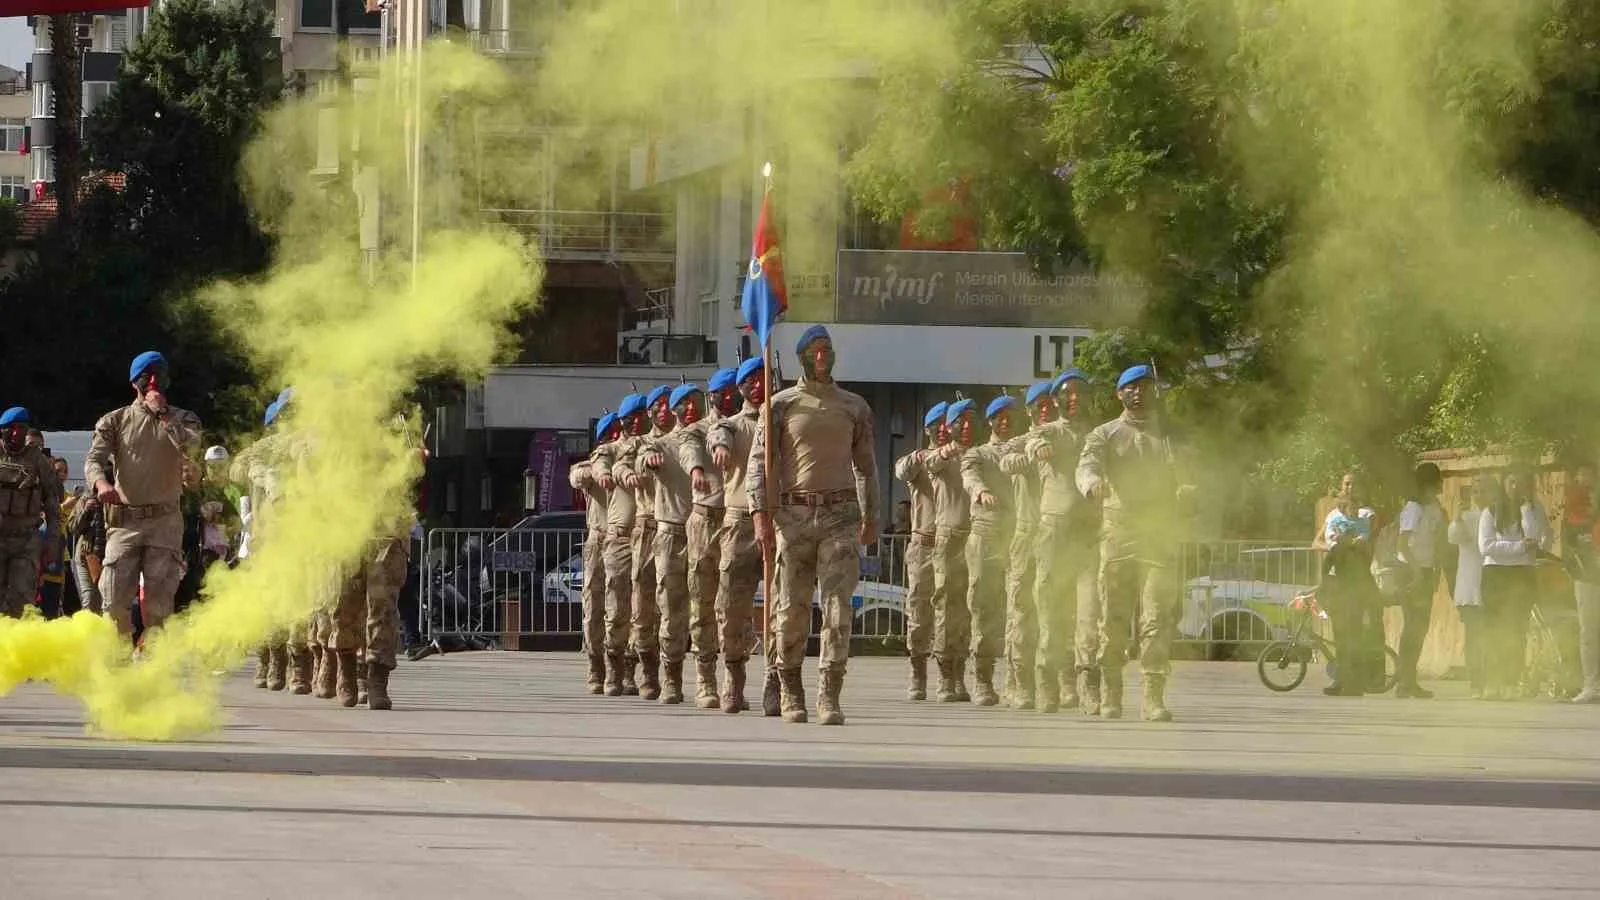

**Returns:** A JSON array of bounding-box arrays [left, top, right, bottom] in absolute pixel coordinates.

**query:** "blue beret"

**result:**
[[129, 350, 167, 383], [1024, 381, 1053, 407], [263, 399, 282, 426], [736, 356, 765, 384], [669, 383, 703, 410], [945, 398, 975, 425], [646, 385, 672, 409], [595, 412, 618, 440], [985, 395, 1017, 419], [707, 368, 737, 392], [618, 393, 645, 418], [795, 324, 830, 355], [1052, 368, 1088, 392], [0, 406, 29, 427], [923, 402, 949, 429], [1117, 365, 1154, 390]]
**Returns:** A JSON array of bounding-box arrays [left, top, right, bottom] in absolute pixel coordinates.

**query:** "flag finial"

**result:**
[[761, 161, 773, 179]]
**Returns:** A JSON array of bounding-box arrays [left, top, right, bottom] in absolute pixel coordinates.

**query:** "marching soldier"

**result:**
[[638, 383, 703, 705], [1076, 365, 1193, 722], [234, 399, 290, 688], [594, 394, 646, 696], [894, 402, 948, 700], [614, 385, 672, 699], [570, 410, 618, 694], [959, 394, 1027, 707], [931, 398, 974, 702], [1002, 383, 1053, 709], [709, 357, 766, 714], [1025, 370, 1098, 713], [749, 326, 878, 725], [681, 370, 735, 708], [86, 351, 203, 645], [0, 407, 61, 619]]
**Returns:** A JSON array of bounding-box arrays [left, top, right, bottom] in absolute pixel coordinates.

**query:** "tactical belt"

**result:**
[[691, 503, 725, 521], [656, 520, 687, 535], [724, 507, 752, 518], [781, 489, 854, 508], [911, 531, 936, 547], [633, 516, 656, 532], [105, 501, 178, 527], [607, 524, 633, 537]]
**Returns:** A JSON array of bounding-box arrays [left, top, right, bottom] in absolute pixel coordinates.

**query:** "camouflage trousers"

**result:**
[[331, 536, 407, 668], [1029, 515, 1100, 673], [716, 509, 760, 665], [0, 530, 39, 618], [101, 513, 185, 639], [904, 533, 936, 658], [773, 499, 861, 669], [629, 517, 658, 655], [1004, 525, 1036, 671], [580, 527, 606, 657], [288, 570, 340, 655], [932, 528, 970, 663], [687, 505, 724, 660], [1098, 550, 1179, 677], [653, 521, 691, 663], [600, 525, 634, 655], [965, 523, 1012, 663]]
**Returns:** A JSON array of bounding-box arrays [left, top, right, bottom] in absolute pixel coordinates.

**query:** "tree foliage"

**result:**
[[0, 0, 280, 442]]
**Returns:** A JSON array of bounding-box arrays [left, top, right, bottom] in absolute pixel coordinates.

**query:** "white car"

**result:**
[[1181, 545, 1318, 656]]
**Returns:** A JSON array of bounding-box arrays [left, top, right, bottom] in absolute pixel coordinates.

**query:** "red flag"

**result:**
[[740, 189, 788, 345]]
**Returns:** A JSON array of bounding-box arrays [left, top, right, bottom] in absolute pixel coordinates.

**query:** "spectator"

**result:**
[[1563, 462, 1599, 704], [1477, 469, 1551, 700], [1317, 471, 1382, 696], [1447, 476, 1491, 698], [1395, 463, 1445, 698]]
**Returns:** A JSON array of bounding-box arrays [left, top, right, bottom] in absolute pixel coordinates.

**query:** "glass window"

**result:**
[[0, 176, 28, 203], [0, 118, 24, 153], [345, 0, 382, 30], [30, 149, 54, 185], [81, 82, 114, 118], [300, 0, 334, 29]]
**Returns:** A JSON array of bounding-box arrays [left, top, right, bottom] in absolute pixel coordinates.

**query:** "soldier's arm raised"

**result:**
[[709, 419, 735, 471], [893, 450, 923, 484], [568, 460, 592, 492]]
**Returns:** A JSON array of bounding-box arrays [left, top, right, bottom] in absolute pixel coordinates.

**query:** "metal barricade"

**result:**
[[1173, 540, 1320, 659], [420, 527, 587, 646]]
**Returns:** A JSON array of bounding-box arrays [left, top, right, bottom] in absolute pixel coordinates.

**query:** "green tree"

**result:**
[[0, 0, 281, 441]]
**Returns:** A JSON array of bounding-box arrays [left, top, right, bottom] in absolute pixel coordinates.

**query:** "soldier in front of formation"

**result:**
[[749, 326, 879, 725]]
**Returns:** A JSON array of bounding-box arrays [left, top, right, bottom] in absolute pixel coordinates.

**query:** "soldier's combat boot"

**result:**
[[335, 650, 361, 708], [1011, 662, 1036, 710], [357, 664, 369, 706], [1100, 666, 1124, 719], [310, 646, 326, 694], [722, 659, 747, 714], [639, 651, 662, 701], [603, 652, 625, 697], [1080, 668, 1101, 717], [936, 658, 959, 702], [621, 652, 640, 696], [762, 667, 782, 717], [695, 657, 720, 709], [908, 655, 928, 701], [1142, 674, 1173, 722], [267, 646, 288, 692], [1060, 668, 1081, 710], [972, 659, 999, 707], [952, 659, 972, 703], [1002, 661, 1017, 707], [586, 654, 606, 695], [313, 647, 337, 700], [661, 657, 685, 705], [817, 666, 845, 726], [779, 667, 808, 724], [253, 647, 270, 689], [289, 649, 314, 695], [367, 663, 393, 711], [1036, 666, 1059, 713]]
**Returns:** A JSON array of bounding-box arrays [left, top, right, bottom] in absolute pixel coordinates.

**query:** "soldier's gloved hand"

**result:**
[[691, 468, 710, 495], [753, 511, 776, 556], [95, 480, 119, 505], [712, 446, 731, 470], [642, 452, 664, 469], [976, 490, 996, 508]]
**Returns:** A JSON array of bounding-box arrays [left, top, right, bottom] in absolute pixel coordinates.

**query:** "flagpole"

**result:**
[[757, 161, 778, 667]]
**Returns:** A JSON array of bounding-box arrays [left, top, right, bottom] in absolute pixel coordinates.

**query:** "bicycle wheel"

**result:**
[[1258, 641, 1308, 692], [1379, 645, 1400, 693]]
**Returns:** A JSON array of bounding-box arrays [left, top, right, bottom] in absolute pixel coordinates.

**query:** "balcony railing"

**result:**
[[484, 208, 675, 263], [469, 27, 546, 57]]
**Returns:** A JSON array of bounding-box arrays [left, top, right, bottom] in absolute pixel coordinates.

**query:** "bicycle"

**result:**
[[1257, 590, 1399, 693]]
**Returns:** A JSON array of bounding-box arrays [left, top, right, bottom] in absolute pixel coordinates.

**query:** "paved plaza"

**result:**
[[1, 654, 1597, 898]]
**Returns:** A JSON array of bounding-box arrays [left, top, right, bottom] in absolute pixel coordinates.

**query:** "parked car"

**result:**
[[1181, 545, 1319, 659], [426, 511, 588, 637]]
